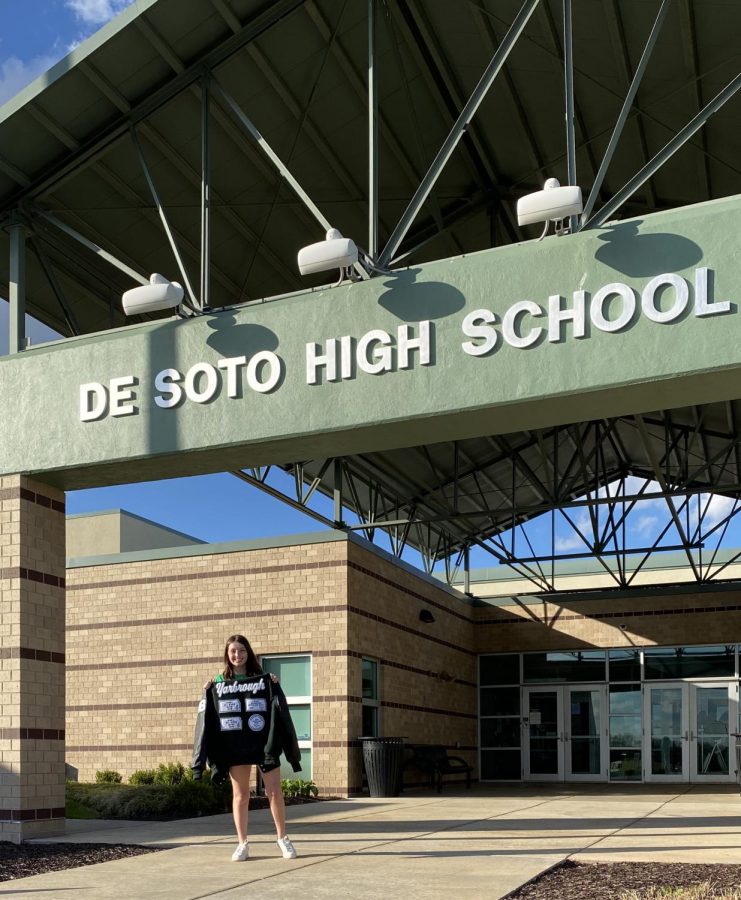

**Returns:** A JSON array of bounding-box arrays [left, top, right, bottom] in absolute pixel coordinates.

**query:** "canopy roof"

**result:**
[[1, 0, 739, 335], [1, 0, 740, 589]]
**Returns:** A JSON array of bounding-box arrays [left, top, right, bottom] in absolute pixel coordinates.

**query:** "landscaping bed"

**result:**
[[0, 842, 157, 882], [506, 860, 741, 899]]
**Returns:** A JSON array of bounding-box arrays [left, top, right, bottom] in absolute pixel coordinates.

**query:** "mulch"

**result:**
[[0, 841, 157, 882], [506, 861, 741, 899]]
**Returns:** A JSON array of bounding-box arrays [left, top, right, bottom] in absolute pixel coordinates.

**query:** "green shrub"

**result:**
[[154, 762, 186, 785], [66, 780, 229, 819], [94, 769, 122, 784], [129, 769, 157, 785], [281, 778, 318, 799]]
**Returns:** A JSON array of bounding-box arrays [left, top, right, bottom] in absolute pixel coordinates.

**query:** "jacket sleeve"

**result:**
[[264, 682, 302, 773], [191, 689, 212, 779]]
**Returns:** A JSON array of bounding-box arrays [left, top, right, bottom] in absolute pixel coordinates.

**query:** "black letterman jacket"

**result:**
[[191, 676, 301, 783]]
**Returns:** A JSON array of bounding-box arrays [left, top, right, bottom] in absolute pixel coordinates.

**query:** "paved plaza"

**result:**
[[3, 785, 740, 899]]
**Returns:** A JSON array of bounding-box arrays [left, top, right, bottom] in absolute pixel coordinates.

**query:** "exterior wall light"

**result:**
[[516, 177, 583, 227], [419, 609, 435, 624], [122, 273, 184, 316], [297, 228, 358, 276]]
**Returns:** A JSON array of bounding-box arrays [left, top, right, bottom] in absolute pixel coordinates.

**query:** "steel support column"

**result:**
[[8, 219, 26, 354], [200, 75, 211, 311], [580, 0, 672, 226], [563, 0, 577, 232], [368, 0, 379, 260], [377, 0, 540, 268], [130, 126, 199, 309], [585, 73, 741, 229]]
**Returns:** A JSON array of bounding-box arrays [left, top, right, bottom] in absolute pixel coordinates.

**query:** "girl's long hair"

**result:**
[[222, 634, 262, 679]]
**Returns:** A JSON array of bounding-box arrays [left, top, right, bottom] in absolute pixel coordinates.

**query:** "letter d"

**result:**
[[79, 383, 108, 422]]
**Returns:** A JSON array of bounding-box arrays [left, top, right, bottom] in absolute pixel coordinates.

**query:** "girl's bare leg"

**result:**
[[261, 768, 286, 837], [229, 765, 252, 843]]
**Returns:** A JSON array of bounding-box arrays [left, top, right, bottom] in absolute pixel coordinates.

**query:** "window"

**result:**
[[609, 685, 642, 781], [262, 654, 312, 779], [479, 657, 522, 781], [523, 650, 606, 683], [362, 658, 380, 737], [644, 645, 735, 680]]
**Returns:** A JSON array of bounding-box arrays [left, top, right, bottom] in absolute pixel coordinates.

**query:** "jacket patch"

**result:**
[[218, 699, 241, 714], [248, 714, 265, 732], [245, 698, 267, 712], [219, 717, 243, 731], [197, 698, 206, 713]]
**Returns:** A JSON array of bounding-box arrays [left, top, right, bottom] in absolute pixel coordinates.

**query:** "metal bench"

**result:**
[[403, 744, 473, 793]]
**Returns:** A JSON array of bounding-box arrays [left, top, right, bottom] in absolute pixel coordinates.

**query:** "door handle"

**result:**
[[683, 731, 689, 741]]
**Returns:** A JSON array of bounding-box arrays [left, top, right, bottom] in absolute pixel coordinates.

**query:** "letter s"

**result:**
[[154, 368, 183, 409], [461, 309, 500, 356]]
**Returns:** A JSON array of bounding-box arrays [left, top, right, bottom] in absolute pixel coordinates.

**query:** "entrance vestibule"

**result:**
[[481, 646, 741, 785]]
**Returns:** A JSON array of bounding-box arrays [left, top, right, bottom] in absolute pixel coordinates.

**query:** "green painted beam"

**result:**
[[2, 195, 741, 490]]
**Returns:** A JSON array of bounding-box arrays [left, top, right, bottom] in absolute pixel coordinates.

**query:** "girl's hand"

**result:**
[[203, 679, 213, 690], [269, 674, 280, 683]]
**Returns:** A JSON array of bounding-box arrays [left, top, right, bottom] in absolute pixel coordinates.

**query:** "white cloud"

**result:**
[[0, 54, 60, 106], [634, 514, 659, 536], [555, 510, 591, 551], [698, 493, 737, 528], [554, 533, 585, 552], [65, 0, 132, 25]]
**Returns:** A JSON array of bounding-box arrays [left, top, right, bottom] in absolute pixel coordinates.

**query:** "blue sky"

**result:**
[[2, 3, 739, 575], [0, 1, 134, 106]]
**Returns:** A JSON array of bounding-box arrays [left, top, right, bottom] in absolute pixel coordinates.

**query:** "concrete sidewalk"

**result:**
[[3, 785, 741, 899]]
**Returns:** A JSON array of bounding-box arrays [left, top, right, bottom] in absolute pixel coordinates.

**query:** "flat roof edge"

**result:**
[[66, 528, 351, 567]]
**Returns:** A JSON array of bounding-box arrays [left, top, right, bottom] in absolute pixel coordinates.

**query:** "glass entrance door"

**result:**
[[644, 685, 688, 782], [566, 686, 607, 781], [690, 684, 735, 783], [645, 683, 737, 783], [523, 685, 607, 781], [523, 687, 563, 781]]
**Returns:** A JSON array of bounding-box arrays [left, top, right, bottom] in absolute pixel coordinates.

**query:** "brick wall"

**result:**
[[0, 475, 66, 841], [473, 588, 741, 652], [66, 538, 349, 791], [346, 542, 476, 791], [65, 535, 477, 795]]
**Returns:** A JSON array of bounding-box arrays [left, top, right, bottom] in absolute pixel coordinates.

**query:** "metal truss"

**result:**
[[232, 403, 741, 593], [7, 0, 741, 348]]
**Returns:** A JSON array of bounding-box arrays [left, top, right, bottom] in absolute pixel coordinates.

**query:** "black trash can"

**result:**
[[360, 737, 404, 797]]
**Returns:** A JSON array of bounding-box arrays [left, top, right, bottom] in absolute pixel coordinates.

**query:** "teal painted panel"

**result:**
[[2, 195, 741, 488]]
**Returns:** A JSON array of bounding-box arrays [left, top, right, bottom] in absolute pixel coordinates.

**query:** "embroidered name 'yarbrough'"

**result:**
[[215, 678, 265, 697]]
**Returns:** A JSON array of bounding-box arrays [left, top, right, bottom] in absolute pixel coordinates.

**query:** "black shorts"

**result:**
[[259, 763, 280, 774]]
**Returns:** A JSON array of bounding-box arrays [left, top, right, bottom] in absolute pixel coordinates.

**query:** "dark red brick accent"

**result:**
[[67, 603, 347, 632], [0, 566, 64, 588], [0, 808, 65, 822], [11, 486, 64, 513], [476, 601, 741, 626], [348, 604, 474, 656], [314, 695, 362, 704], [68, 559, 345, 593], [380, 700, 475, 719], [0, 647, 64, 663], [67, 701, 195, 712], [0, 728, 65, 740], [67, 744, 191, 752], [314, 740, 362, 748], [348, 559, 471, 622]]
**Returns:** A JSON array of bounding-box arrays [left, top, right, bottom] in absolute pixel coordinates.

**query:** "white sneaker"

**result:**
[[277, 835, 297, 859], [231, 841, 249, 861]]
